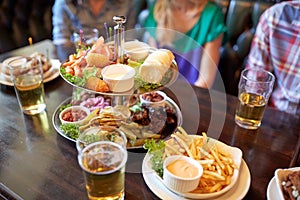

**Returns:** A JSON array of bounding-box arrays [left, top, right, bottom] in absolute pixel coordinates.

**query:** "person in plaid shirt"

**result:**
[[246, 1, 300, 115]]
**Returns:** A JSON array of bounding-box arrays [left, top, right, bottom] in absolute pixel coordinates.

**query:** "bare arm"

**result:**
[[194, 34, 223, 89]]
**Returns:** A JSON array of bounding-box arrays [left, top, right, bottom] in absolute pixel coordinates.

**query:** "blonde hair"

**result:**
[[154, 0, 208, 45]]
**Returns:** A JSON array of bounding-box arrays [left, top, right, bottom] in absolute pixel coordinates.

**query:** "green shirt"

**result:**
[[143, 1, 227, 84]]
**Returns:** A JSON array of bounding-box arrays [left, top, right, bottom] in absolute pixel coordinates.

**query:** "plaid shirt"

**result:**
[[246, 1, 300, 115]]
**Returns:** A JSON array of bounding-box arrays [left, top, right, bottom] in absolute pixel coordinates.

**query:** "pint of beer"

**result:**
[[78, 141, 127, 200], [8, 56, 46, 115], [235, 68, 275, 130]]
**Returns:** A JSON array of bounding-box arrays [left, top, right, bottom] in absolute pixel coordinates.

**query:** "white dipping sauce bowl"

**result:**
[[163, 155, 203, 193], [101, 64, 136, 92], [124, 40, 150, 61]]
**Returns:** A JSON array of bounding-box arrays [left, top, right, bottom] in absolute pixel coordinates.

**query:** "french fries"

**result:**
[[164, 128, 238, 194]]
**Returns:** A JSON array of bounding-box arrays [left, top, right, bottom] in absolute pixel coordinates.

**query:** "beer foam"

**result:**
[[87, 145, 123, 169]]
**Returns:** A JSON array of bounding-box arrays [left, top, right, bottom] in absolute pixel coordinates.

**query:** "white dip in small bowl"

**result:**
[[163, 155, 203, 193], [101, 64, 136, 92]]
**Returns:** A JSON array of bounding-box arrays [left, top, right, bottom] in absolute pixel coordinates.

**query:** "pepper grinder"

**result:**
[[113, 15, 126, 63]]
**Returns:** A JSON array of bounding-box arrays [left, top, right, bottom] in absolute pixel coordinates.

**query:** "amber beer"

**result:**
[[235, 68, 275, 129], [15, 74, 46, 115], [9, 57, 46, 115], [235, 92, 266, 129], [78, 141, 127, 200]]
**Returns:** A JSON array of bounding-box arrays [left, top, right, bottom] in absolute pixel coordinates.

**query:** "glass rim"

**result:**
[[72, 27, 99, 35], [78, 141, 128, 175], [241, 68, 275, 84], [8, 56, 40, 70], [7, 57, 27, 69], [76, 126, 128, 148]]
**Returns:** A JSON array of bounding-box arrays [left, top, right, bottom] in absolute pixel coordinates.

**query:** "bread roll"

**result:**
[[138, 49, 174, 84]]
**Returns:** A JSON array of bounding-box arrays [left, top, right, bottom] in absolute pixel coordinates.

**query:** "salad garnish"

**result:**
[[144, 139, 165, 178]]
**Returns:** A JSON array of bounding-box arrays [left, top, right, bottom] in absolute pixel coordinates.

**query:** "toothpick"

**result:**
[[79, 29, 83, 49], [28, 37, 34, 54], [28, 37, 33, 46], [104, 22, 109, 42]]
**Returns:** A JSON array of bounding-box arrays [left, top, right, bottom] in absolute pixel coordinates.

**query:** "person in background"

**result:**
[[52, 0, 144, 61], [143, 0, 227, 89], [246, 1, 300, 115]]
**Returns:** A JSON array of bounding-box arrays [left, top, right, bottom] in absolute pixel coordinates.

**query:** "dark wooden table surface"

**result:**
[[0, 40, 299, 200]]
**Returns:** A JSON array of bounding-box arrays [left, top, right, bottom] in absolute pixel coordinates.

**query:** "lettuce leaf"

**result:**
[[60, 66, 98, 87], [60, 123, 80, 140], [144, 139, 165, 177], [60, 67, 83, 84]]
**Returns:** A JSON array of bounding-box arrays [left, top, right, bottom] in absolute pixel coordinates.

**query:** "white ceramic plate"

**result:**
[[142, 136, 246, 199], [267, 177, 281, 200], [142, 153, 251, 200], [0, 58, 61, 86], [164, 136, 242, 199], [270, 167, 300, 200]]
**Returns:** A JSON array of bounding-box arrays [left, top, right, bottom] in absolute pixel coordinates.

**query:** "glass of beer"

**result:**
[[235, 68, 275, 129], [8, 56, 46, 115], [78, 141, 127, 200]]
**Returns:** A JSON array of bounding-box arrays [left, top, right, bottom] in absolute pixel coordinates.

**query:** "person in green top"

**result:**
[[143, 0, 227, 89]]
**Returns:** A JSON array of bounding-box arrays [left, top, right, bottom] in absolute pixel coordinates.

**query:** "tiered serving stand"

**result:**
[[52, 16, 182, 149]]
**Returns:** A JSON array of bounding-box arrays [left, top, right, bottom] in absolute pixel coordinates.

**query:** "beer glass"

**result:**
[[78, 141, 127, 200], [8, 56, 46, 115], [235, 68, 275, 129]]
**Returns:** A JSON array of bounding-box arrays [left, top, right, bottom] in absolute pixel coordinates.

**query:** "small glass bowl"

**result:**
[[139, 91, 167, 108], [59, 105, 90, 125]]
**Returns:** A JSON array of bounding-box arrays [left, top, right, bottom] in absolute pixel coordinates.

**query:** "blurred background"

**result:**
[[0, 0, 284, 95]]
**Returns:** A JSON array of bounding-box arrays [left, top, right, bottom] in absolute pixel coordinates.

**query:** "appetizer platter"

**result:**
[[55, 26, 181, 150], [0, 53, 61, 86], [59, 37, 179, 96], [52, 91, 182, 149], [143, 127, 249, 199]]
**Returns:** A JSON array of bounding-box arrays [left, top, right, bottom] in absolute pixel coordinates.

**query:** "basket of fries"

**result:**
[[144, 127, 243, 199]]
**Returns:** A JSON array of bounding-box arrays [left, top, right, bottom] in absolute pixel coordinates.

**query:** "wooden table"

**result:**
[[0, 40, 299, 200]]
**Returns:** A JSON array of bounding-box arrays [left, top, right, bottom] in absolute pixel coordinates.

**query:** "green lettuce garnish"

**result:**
[[127, 59, 143, 68], [144, 139, 165, 178], [60, 123, 80, 140], [134, 74, 162, 92], [129, 102, 143, 112], [60, 66, 98, 87], [60, 67, 83, 84], [59, 104, 72, 112], [76, 67, 98, 86]]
